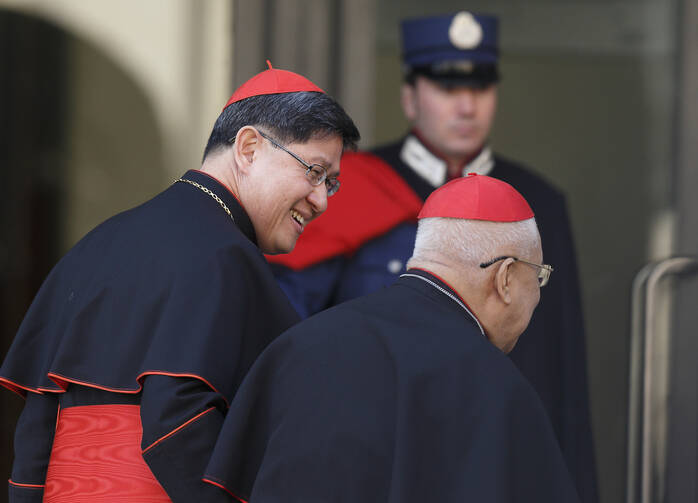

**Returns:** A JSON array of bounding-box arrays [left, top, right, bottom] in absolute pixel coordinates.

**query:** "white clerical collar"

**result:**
[[400, 134, 494, 187]]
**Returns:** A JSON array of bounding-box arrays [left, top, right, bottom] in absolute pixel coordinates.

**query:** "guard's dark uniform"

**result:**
[[1, 170, 299, 502], [269, 135, 598, 502], [203, 269, 581, 503]]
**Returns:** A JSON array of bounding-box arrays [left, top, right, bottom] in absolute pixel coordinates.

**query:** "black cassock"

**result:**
[[0, 170, 298, 502], [204, 269, 581, 503]]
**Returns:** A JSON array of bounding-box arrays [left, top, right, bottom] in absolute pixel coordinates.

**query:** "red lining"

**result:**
[[142, 406, 216, 454], [36, 386, 62, 393], [0, 377, 38, 398], [137, 371, 226, 405], [202, 477, 248, 503], [8, 479, 45, 489], [47, 373, 138, 393], [2, 371, 228, 407], [0, 373, 134, 396], [54, 404, 60, 433]]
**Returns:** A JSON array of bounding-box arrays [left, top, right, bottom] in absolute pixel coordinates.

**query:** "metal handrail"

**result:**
[[627, 256, 698, 503]]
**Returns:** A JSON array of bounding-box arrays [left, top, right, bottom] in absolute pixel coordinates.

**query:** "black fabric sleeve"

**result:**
[[8, 484, 44, 503], [139, 374, 232, 502], [9, 392, 59, 503]]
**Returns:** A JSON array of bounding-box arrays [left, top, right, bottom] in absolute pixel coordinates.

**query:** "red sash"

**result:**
[[44, 404, 171, 502]]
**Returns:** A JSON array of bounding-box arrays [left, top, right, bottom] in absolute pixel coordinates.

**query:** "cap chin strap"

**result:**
[[400, 134, 494, 188]]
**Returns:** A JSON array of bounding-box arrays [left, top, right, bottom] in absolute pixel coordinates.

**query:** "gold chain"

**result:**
[[174, 178, 235, 224]]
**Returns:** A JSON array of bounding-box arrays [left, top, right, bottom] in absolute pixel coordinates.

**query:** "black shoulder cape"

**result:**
[[0, 170, 300, 405], [203, 269, 580, 502]]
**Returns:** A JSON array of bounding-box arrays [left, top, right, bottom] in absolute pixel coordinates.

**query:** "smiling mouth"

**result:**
[[290, 209, 305, 228]]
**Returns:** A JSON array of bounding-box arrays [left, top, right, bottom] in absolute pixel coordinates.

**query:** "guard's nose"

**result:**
[[454, 89, 476, 115]]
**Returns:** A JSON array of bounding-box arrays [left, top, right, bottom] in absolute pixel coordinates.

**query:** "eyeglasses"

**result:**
[[258, 131, 340, 196], [479, 256, 554, 287]]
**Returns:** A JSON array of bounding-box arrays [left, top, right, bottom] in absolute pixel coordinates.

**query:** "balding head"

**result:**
[[408, 217, 540, 270], [407, 216, 543, 353]]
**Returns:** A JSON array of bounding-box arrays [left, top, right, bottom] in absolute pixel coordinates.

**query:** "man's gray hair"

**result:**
[[407, 217, 540, 268]]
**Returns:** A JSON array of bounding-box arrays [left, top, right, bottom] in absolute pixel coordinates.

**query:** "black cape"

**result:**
[[0, 169, 299, 405], [204, 269, 581, 503]]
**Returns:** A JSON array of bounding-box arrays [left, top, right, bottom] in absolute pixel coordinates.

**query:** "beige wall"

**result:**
[[0, 0, 234, 248], [0, 0, 233, 173]]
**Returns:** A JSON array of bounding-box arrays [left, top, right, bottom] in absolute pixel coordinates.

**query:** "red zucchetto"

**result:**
[[418, 173, 534, 222], [223, 60, 325, 109]]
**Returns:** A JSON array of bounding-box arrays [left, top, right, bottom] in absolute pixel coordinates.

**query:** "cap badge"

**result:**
[[448, 11, 483, 50]]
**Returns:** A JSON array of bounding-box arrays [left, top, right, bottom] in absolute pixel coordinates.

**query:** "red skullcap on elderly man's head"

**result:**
[[223, 60, 325, 109], [418, 173, 534, 222]]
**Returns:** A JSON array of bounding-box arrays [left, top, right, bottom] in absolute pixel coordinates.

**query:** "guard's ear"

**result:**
[[233, 126, 261, 174], [400, 82, 417, 121], [494, 258, 516, 305]]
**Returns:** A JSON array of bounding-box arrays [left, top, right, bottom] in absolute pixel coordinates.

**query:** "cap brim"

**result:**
[[408, 65, 500, 88], [427, 73, 499, 88]]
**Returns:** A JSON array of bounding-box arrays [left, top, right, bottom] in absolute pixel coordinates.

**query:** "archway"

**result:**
[[0, 10, 164, 495]]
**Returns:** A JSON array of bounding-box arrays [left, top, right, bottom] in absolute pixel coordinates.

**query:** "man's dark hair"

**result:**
[[203, 91, 360, 161]]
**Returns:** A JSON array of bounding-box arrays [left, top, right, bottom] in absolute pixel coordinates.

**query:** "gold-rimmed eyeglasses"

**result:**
[[480, 256, 554, 287]]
